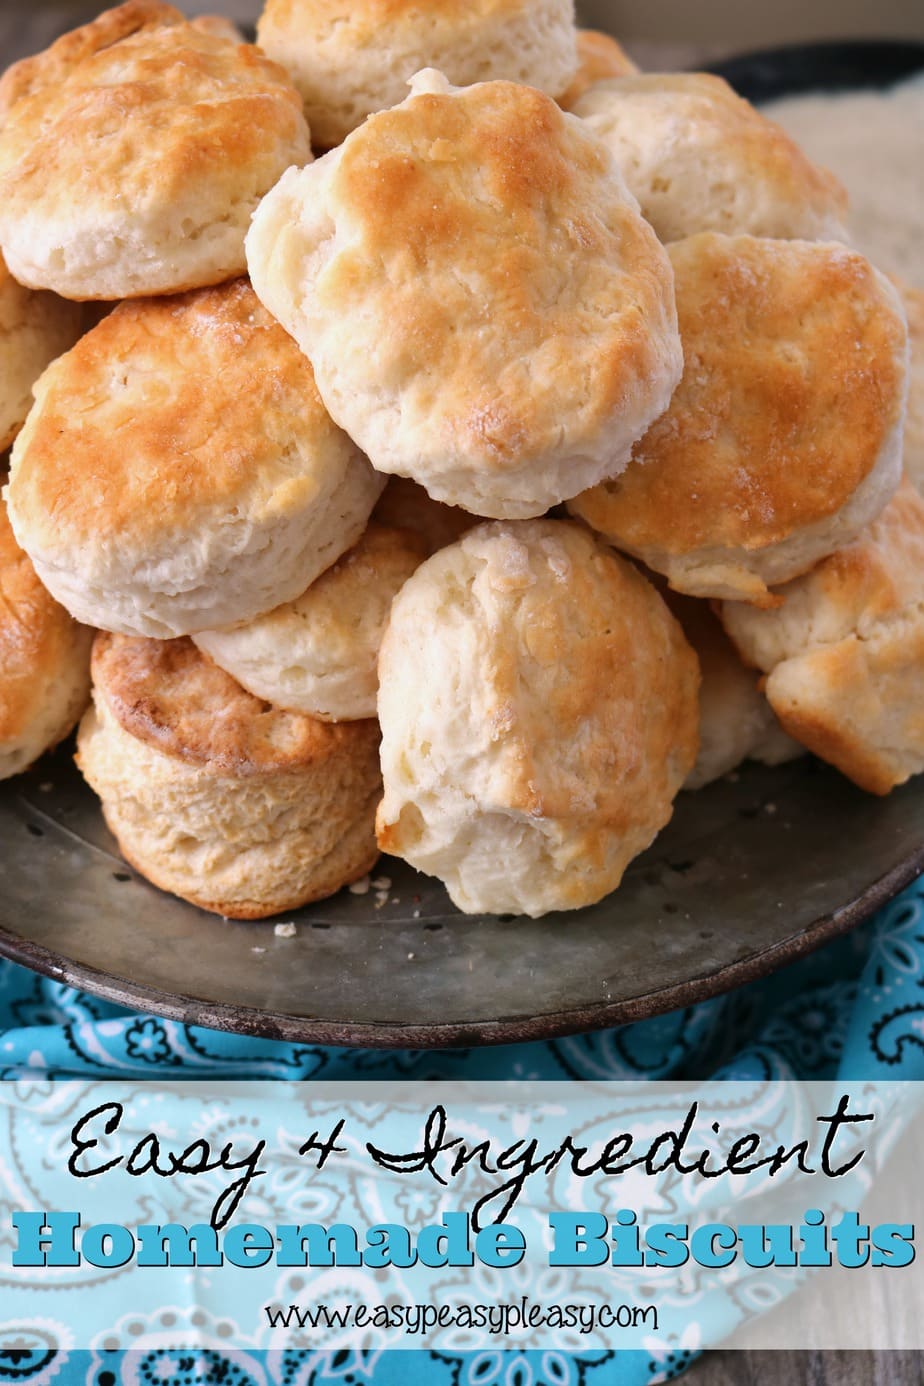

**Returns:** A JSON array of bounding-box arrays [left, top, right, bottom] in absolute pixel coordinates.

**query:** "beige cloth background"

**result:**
[[582, 0, 924, 49]]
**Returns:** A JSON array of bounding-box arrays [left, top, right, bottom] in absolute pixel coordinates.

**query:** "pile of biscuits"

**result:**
[[1, 0, 921, 921]]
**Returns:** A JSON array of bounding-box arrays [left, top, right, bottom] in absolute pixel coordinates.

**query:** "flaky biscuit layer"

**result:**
[[6, 280, 384, 637], [376, 519, 699, 917], [195, 524, 428, 722], [248, 72, 682, 519], [257, 0, 578, 148], [569, 235, 908, 604], [77, 634, 382, 916], [0, 494, 92, 780], [720, 481, 924, 794], [0, 0, 311, 298], [573, 73, 847, 244]]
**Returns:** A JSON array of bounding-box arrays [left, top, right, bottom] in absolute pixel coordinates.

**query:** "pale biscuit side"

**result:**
[[194, 524, 428, 721], [573, 73, 848, 244], [0, 254, 84, 451], [376, 520, 699, 917], [257, 0, 578, 148]]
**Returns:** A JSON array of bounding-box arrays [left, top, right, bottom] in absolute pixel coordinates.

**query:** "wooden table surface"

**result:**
[[1, 5, 921, 1383]]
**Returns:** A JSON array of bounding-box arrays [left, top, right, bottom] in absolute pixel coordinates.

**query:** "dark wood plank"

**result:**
[[689, 1350, 924, 1384]]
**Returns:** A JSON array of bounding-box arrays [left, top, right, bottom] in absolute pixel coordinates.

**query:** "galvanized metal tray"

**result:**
[[0, 747, 922, 1047]]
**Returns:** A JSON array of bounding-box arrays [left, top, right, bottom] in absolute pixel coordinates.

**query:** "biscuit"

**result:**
[[568, 235, 908, 606], [247, 71, 682, 519], [0, 493, 92, 780], [0, 252, 83, 452], [256, 0, 578, 149], [372, 477, 477, 554], [720, 480, 924, 794], [572, 73, 848, 244], [194, 523, 428, 721], [667, 593, 801, 791], [0, 0, 311, 299], [6, 279, 384, 637], [558, 29, 639, 111], [76, 634, 382, 918], [893, 279, 924, 494], [375, 519, 700, 917], [191, 14, 244, 42]]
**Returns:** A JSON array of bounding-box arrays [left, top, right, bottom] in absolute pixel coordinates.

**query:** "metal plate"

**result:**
[[708, 38, 924, 102], [1, 40, 923, 1048], [0, 749, 923, 1047]]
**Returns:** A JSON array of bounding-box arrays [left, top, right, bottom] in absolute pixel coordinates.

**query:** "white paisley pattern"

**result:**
[[0, 876, 921, 1386]]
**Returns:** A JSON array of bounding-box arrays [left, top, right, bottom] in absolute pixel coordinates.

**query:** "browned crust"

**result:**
[[0, 0, 182, 118], [573, 235, 907, 555], [796, 480, 924, 620], [719, 480, 924, 671], [10, 280, 330, 554], [0, 6, 308, 282], [261, 0, 537, 29], [323, 79, 673, 468], [91, 632, 380, 776], [491, 543, 700, 822], [0, 496, 85, 745]]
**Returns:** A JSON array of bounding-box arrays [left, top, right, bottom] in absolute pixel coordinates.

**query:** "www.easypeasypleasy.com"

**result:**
[[263, 1297, 658, 1337]]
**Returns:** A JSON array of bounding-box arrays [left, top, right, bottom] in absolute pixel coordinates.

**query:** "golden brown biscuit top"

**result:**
[[572, 234, 908, 555], [0, 0, 181, 116], [0, 0, 306, 209], [92, 632, 378, 775], [321, 78, 672, 467], [558, 29, 639, 109], [232, 522, 429, 649], [9, 280, 342, 558], [0, 494, 84, 742], [805, 479, 924, 624]]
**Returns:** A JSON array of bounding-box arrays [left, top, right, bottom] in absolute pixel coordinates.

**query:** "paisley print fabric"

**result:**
[[0, 876, 922, 1385]]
